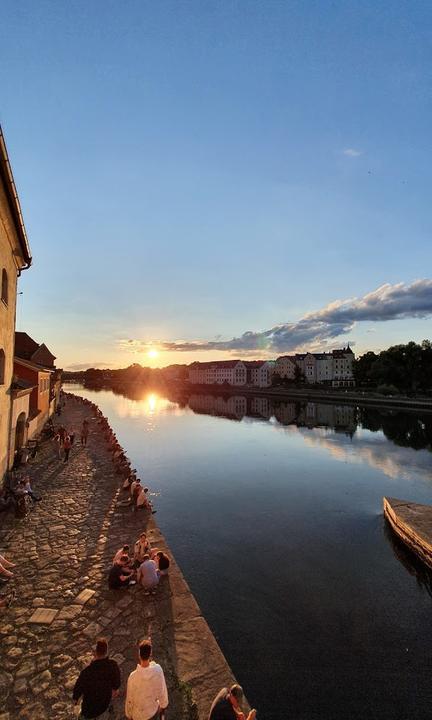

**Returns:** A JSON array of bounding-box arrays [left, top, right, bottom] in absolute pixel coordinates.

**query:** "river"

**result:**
[[66, 384, 432, 720]]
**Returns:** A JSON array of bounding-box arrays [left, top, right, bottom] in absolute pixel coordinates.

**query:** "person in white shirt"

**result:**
[[125, 639, 168, 720], [137, 555, 159, 591]]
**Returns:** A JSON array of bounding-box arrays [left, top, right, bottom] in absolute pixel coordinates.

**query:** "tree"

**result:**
[[352, 352, 378, 387]]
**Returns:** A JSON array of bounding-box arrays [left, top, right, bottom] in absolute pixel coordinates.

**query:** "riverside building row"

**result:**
[[188, 347, 355, 389], [0, 127, 60, 480]]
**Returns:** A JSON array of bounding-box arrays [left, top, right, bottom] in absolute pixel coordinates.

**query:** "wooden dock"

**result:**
[[384, 497, 432, 569]]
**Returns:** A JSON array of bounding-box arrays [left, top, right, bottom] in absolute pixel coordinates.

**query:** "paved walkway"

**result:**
[[0, 396, 236, 720]]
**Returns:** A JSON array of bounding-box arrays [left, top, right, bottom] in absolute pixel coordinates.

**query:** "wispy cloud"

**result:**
[[343, 148, 362, 157], [65, 361, 111, 371], [120, 279, 432, 356]]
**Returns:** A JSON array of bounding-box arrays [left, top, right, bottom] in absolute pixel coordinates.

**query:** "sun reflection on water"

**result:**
[[116, 391, 175, 419]]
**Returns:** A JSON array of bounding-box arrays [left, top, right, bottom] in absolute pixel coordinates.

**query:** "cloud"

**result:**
[[120, 279, 432, 356], [343, 148, 362, 157], [65, 361, 111, 371]]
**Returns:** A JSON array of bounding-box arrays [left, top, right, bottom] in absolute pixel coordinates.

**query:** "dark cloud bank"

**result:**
[[123, 279, 432, 355]]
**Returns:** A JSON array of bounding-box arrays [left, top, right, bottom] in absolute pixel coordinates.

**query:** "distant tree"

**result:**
[[352, 352, 378, 387], [355, 340, 432, 394]]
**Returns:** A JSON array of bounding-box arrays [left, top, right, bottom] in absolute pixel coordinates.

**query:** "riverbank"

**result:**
[[0, 395, 241, 720]]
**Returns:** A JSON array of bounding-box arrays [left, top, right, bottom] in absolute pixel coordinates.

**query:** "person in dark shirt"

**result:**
[[156, 551, 170, 576], [73, 638, 121, 719], [208, 684, 256, 720], [108, 555, 134, 589]]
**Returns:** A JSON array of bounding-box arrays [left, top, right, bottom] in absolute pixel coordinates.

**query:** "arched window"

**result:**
[[1, 269, 8, 305], [0, 349, 5, 384]]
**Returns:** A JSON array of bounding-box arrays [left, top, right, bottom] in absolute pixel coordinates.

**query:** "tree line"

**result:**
[[353, 340, 432, 395]]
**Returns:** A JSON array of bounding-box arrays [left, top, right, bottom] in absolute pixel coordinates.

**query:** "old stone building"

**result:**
[[0, 127, 32, 480]]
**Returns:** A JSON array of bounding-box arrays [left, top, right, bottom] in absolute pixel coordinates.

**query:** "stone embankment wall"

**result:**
[[0, 394, 241, 720]]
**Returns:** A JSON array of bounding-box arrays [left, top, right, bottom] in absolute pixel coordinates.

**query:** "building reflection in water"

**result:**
[[187, 394, 357, 435], [81, 380, 432, 454]]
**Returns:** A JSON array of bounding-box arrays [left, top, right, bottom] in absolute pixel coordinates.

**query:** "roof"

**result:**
[[243, 360, 266, 368], [15, 332, 39, 359], [15, 332, 56, 366], [14, 356, 55, 374], [213, 360, 243, 368], [0, 126, 32, 267], [11, 378, 36, 396]]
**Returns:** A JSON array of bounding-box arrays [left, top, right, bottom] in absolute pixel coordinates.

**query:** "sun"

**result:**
[[147, 348, 159, 359]]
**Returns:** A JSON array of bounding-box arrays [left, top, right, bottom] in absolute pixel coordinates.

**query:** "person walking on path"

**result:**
[[63, 433, 72, 463], [73, 637, 121, 720], [81, 419, 89, 446], [208, 685, 256, 720], [125, 638, 168, 720]]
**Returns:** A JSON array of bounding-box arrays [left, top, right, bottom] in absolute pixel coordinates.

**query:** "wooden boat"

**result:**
[[384, 497, 432, 569]]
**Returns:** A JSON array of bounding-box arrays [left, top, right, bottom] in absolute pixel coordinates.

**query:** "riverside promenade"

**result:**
[[0, 396, 239, 720]]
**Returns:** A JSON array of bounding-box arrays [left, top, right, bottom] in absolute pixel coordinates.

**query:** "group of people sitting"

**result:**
[[121, 477, 156, 512], [108, 531, 170, 593]]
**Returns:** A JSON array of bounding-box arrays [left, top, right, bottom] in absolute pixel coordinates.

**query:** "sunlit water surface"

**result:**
[[67, 385, 432, 720]]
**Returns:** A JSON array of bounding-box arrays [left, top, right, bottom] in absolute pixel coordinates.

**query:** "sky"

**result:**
[[1, 0, 431, 369]]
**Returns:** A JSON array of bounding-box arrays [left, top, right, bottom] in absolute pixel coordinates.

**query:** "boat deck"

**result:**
[[384, 496, 432, 569]]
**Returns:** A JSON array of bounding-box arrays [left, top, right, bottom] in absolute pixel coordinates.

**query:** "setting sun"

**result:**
[[147, 348, 159, 359]]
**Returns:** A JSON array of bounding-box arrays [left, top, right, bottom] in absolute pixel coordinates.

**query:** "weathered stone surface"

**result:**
[[28, 608, 58, 625], [56, 604, 82, 620], [75, 588, 95, 605], [16, 660, 36, 679], [0, 671, 13, 702], [32, 669, 52, 695], [13, 678, 27, 694], [52, 654, 73, 672]]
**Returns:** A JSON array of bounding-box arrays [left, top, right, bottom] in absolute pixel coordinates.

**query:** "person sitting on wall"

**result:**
[[136, 485, 151, 510], [156, 551, 170, 577], [208, 685, 256, 720], [108, 555, 135, 590], [136, 554, 159, 592], [113, 545, 131, 565], [133, 532, 152, 567]]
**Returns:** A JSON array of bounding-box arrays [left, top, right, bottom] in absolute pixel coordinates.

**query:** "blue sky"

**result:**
[[1, 1, 431, 369]]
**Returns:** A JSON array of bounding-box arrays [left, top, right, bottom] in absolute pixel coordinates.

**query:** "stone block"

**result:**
[[57, 604, 82, 620], [28, 608, 58, 625], [82, 621, 103, 638], [75, 588, 95, 605]]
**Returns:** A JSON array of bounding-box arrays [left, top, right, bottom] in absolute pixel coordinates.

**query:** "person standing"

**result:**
[[208, 685, 256, 720], [63, 433, 72, 463], [125, 639, 168, 720], [73, 638, 121, 719]]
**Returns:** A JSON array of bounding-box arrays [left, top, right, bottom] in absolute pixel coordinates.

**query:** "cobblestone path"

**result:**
[[0, 396, 229, 720]]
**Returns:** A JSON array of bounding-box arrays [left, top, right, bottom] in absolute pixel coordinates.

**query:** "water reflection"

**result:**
[[81, 381, 432, 452]]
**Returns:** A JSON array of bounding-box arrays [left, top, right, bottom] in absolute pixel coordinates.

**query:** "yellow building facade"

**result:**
[[0, 128, 32, 479]]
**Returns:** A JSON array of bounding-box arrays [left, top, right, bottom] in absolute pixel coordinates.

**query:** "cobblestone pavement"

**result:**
[[0, 396, 224, 720]]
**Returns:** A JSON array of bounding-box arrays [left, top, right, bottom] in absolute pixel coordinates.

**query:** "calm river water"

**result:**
[[68, 384, 432, 720]]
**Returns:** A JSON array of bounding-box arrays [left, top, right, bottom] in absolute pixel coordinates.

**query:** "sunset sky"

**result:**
[[1, 1, 431, 370]]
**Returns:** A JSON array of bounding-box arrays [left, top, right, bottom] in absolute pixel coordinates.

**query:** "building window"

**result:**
[[1, 269, 8, 305], [0, 349, 5, 384]]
